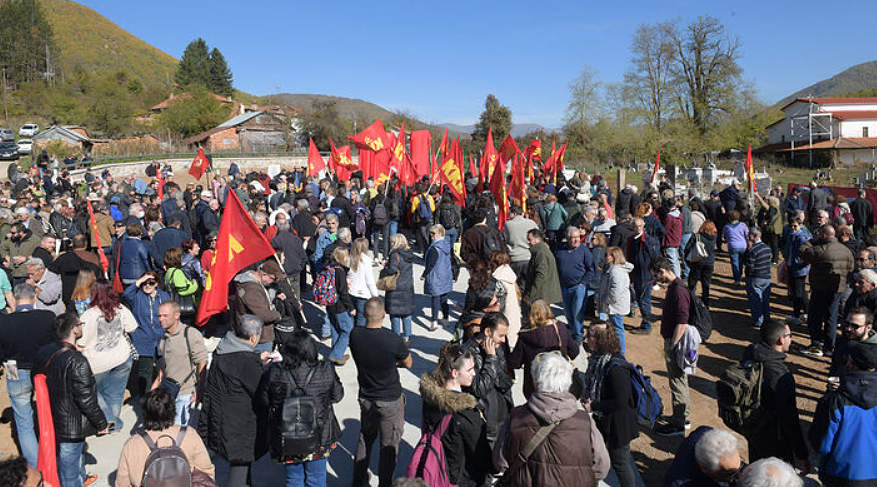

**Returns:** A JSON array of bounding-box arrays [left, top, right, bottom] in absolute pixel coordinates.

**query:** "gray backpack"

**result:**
[[140, 426, 192, 487]]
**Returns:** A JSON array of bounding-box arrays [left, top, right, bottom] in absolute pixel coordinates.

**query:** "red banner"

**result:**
[[410, 130, 431, 178], [189, 148, 209, 180], [308, 138, 326, 177]]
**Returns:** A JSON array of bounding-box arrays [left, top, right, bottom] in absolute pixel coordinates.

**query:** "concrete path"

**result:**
[[85, 257, 640, 486]]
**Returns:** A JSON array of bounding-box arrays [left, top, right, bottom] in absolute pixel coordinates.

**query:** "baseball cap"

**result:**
[[200, 190, 213, 198], [260, 259, 284, 279]]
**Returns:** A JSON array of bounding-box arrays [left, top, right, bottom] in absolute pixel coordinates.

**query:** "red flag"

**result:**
[[156, 170, 164, 204], [197, 190, 276, 326], [650, 150, 661, 186], [391, 124, 416, 187], [86, 200, 109, 273], [524, 139, 542, 162], [745, 144, 755, 193], [372, 145, 392, 184], [498, 134, 520, 165], [469, 154, 477, 177], [481, 128, 498, 189], [409, 130, 431, 178], [329, 138, 355, 182], [307, 138, 326, 177], [489, 155, 509, 231], [189, 148, 209, 179], [438, 128, 449, 159], [543, 138, 557, 176], [553, 141, 568, 184], [439, 139, 465, 205], [35, 374, 59, 487], [349, 119, 392, 153], [509, 154, 526, 210]]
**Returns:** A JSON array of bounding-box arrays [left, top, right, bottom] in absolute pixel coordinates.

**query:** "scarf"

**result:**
[[584, 353, 613, 409]]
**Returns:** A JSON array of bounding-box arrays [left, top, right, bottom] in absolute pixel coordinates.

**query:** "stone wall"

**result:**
[[69, 155, 310, 181]]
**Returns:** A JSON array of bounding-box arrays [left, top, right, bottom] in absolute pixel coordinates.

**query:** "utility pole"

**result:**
[[1, 68, 8, 126]]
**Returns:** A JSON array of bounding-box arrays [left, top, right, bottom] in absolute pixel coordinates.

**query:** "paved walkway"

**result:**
[[85, 258, 638, 486]]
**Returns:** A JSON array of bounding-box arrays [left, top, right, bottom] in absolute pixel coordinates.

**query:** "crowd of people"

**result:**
[[0, 158, 875, 487]]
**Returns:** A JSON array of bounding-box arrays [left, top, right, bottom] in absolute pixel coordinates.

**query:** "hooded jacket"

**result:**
[[810, 369, 877, 485], [658, 208, 682, 248], [122, 283, 170, 357], [493, 391, 609, 487], [424, 237, 453, 296], [420, 371, 492, 487], [829, 330, 877, 377], [597, 262, 633, 316], [384, 248, 415, 316], [198, 331, 266, 463], [742, 343, 808, 463]]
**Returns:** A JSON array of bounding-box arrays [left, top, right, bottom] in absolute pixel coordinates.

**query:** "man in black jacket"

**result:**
[[741, 320, 809, 471], [462, 311, 513, 447], [36, 313, 108, 486], [272, 220, 307, 302], [0, 284, 56, 468], [851, 188, 874, 241]]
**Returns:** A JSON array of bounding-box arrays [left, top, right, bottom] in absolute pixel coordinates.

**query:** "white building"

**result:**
[[757, 97, 877, 165]]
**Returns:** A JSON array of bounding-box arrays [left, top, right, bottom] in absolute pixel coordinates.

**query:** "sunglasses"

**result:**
[[143, 280, 157, 287]]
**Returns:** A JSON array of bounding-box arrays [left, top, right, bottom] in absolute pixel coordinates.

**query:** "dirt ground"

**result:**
[[0, 250, 827, 484]]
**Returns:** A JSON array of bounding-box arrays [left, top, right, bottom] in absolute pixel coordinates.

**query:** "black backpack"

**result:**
[[716, 359, 765, 436], [373, 201, 389, 226], [476, 225, 503, 261], [439, 205, 457, 230], [277, 367, 320, 457], [688, 289, 713, 341], [139, 426, 192, 487]]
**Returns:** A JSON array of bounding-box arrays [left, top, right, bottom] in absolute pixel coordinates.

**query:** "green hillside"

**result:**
[[41, 0, 177, 88], [266, 93, 409, 124], [777, 60, 877, 106]]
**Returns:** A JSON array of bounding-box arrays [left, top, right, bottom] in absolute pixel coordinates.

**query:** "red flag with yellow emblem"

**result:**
[[481, 128, 498, 190], [489, 155, 509, 230], [328, 138, 355, 181], [439, 138, 466, 206], [307, 138, 326, 177], [189, 148, 209, 179], [498, 134, 520, 165], [524, 139, 542, 162], [196, 190, 276, 326], [349, 120, 392, 153]]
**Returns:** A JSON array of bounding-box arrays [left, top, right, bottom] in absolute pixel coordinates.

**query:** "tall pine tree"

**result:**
[[208, 48, 233, 97], [174, 38, 210, 88], [472, 94, 512, 148]]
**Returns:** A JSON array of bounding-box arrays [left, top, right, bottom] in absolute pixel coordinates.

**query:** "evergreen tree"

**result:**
[[472, 94, 512, 147], [0, 0, 56, 85], [174, 38, 210, 87], [208, 48, 233, 97]]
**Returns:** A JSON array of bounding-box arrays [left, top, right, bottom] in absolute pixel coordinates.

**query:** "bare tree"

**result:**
[[666, 16, 742, 134], [624, 22, 675, 131], [564, 65, 603, 128]]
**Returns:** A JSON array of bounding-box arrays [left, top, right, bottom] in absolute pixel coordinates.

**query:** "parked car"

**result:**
[[0, 128, 13, 142], [0, 142, 20, 160], [17, 139, 32, 154], [18, 124, 38, 137]]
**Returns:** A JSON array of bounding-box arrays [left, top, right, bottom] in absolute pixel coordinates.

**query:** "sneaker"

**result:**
[[685, 421, 691, 430], [655, 423, 686, 437], [629, 326, 652, 335], [800, 346, 824, 357], [84, 475, 99, 487], [428, 321, 439, 332], [330, 354, 350, 366]]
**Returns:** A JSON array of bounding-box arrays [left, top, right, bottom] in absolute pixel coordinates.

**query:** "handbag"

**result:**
[[166, 268, 197, 316], [377, 272, 399, 291], [686, 233, 708, 263]]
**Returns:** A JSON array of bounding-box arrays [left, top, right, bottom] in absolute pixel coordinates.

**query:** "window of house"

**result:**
[[864, 127, 870, 138]]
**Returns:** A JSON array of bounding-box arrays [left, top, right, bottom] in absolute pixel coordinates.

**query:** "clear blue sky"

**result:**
[[79, 0, 877, 128]]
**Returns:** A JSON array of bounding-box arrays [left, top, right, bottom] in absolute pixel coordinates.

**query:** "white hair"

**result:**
[[237, 314, 263, 340], [337, 227, 351, 241], [737, 457, 802, 487], [694, 428, 740, 474], [25, 257, 45, 270], [531, 352, 573, 394], [860, 268, 877, 286]]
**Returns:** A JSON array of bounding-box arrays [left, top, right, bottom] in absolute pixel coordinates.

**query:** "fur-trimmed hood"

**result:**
[[419, 370, 477, 414]]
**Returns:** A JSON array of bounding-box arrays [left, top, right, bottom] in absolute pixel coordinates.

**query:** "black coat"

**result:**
[[593, 357, 639, 449], [684, 232, 717, 268], [461, 334, 513, 442], [198, 343, 266, 463], [257, 360, 343, 460], [508, 323, 579, 398], [742, 343, 808, 463], [35, 342, 107, 442], [851, 197, 874, 230], [272, 230, 308, 275], [383, 248, 415, 316], [0, 308, 55, 369]]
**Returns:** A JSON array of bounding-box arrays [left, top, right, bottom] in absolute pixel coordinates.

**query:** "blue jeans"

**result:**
[[329, 312, 354, 360], [6, 369, 38, 467], [94, 357, 132, 433], [633, 280, 653, 329], [729, 247, 746, 283], [680, 233, 692, 279], [320, 313, 332, 339], [388, 220, 399, 237], [664, 247, 681, 277], [746, 277, 772, 327], [562, 284, 587, 342], [609, 314, 626, 356], [390, 314, 412, 339], [445, 228, 459, 245], [284, 458, 327, 487], [175, 393, 194, 426], [58, 441, 86, 487], [352, 297, 368, 327]]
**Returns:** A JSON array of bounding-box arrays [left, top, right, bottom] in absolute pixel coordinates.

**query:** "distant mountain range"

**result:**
[[776, 60, 877, 106], [439, 122, 558, 137]]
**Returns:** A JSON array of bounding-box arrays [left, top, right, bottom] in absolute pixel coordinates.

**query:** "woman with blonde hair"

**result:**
[[348, 237, 379, 326], [597, 247, 634, 356], [507, 299, 579, 399], [71, 268, 97, 316], [325, 247, 355, 365]]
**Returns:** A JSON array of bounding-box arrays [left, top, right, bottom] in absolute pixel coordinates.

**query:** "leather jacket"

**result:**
[[36, 341, 107, 442]]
